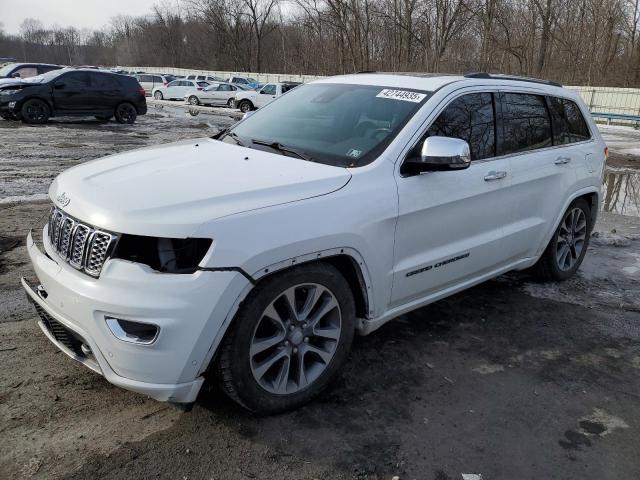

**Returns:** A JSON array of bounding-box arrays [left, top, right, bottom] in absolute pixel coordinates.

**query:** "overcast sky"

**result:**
[[0, 0, 160, 34]]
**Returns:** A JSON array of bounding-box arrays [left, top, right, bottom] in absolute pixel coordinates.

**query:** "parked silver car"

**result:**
[[184, 82, 250, 106]]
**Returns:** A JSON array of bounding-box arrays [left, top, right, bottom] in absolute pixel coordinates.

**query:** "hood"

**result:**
[[49, 138, 351, 238], [0, 78, 30, 87]]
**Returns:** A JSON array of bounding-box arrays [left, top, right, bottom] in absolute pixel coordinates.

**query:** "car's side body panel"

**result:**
[[22, 73, 606, 404]]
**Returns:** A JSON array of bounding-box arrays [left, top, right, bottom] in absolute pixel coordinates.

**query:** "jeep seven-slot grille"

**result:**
[[47, 206, 117, 277]]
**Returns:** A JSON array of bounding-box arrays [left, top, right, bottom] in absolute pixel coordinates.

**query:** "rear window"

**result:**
[[501, 93, 552, 155], [548, 97, 591, 145]]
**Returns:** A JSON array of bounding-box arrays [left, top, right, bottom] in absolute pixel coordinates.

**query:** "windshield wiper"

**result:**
[[213, 128, 248, 147], [251, 139, 315, 162]]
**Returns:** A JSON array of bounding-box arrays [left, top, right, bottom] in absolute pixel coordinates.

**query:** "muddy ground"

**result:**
[[1, 104, 640, 479]]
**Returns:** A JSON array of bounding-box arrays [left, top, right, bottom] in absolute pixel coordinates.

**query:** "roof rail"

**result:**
[[464, 72, 562, 88]]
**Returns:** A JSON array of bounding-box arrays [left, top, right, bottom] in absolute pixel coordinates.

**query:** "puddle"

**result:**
[[602, 168, 640, 216]]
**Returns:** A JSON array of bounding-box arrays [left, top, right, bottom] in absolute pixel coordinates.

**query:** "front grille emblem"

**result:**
[[56, 192, 71, 207]]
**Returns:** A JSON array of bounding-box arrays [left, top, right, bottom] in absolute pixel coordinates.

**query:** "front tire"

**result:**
[[529, 198, 592, 280], [238, 100, 253, 113], [20, 99, 50, 124], [114, 102, 137, 124], [188, 95, 200, 106], [217, 263, 356, 414]]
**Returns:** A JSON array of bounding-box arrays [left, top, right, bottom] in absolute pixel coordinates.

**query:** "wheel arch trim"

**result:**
[[197, 247, 374, 376], [537, 186, 600, 258]]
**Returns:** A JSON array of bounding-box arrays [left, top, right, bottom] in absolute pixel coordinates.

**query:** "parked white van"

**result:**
[[23, 73, 606, 413]]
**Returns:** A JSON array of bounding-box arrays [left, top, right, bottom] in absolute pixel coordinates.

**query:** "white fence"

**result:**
[[119, 66, 325, 84], [123, 66, 640, 122]]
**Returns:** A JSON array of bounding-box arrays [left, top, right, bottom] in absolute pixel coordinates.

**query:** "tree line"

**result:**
[[0, 0, 639, 87]]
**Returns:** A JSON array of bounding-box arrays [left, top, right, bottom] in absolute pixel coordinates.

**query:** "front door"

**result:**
[[391, 91, 512, 307], [52, 71, 91, 112], [256, 84, 277, 107]]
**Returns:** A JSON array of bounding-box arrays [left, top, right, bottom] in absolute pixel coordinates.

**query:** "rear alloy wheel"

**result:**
[[217, 263, 355, 413], [238, 100, 253, 113], [529, 198, 592, 280], [188, 95, 200, 106], [114, 103, 137, 124], [20, 99, 50, 124], [555, 207, 588, 272], [154, 91, 163, 100]]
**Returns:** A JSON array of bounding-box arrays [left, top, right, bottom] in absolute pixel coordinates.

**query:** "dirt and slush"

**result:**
[[1, 102, 640, 479]]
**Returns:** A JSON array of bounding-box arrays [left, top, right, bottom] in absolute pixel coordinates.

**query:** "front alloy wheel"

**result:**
[[216, 263, 355, 413], [188, 95, 199, 106], [250, 283, 342, 394]]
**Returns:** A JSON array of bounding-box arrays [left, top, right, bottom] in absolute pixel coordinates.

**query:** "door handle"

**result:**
[[484, 170, 507, 181], [554, 156, 571, 165]]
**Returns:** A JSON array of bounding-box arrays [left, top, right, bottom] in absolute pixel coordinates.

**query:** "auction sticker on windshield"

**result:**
[[376, 89, 426, 103]]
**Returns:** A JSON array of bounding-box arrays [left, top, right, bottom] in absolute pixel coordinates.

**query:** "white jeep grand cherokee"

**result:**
[[23, 73, 606, 413]]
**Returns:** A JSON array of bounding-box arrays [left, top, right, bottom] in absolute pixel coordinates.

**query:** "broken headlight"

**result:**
[[112, 235, 212, 274]]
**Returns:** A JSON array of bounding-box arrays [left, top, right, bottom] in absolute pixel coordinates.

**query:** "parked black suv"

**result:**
[[0, 68, 147, 124]]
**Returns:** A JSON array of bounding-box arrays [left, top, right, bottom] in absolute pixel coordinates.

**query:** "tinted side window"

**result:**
[[91, 73, 118, 89], [548, 97, 591, 145], [501, 93, 552, 154], [152, 76, 163, 83], [426, 92, 495, 161], [61, 72, 90, 88], [140, 75, 152, 83]]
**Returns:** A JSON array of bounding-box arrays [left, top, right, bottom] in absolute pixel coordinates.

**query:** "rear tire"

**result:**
[[216, 263, 356, 414], [227, 98, 234, 108], [529, 198, 591, 281], [188, 95, 200, 106], [238, 100, 253, 113], [114, 102, 137, 124], [20, 99, 50, 124], [154, 91, 163, 100]]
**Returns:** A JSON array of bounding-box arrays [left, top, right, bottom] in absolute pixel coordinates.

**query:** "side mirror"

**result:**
[[53, 81, 66, 90], [402, 136, 471, 175], [11, 72, 21, 78]]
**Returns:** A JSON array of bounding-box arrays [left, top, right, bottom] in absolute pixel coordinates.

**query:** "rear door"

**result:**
[[88, 73, 121, 113], [52, 71, 91, 112], [498, 91, 585, 261], [391, 90, 512, 307]]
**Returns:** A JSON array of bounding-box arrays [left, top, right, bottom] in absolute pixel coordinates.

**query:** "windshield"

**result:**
[[0, 63, 18, 76], [224, 83, 430, 167], [19, 68, 69, 83]]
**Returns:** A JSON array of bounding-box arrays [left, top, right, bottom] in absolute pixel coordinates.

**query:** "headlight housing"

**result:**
[[0, 89, 21, 95], [112, 235, 212, 274]]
